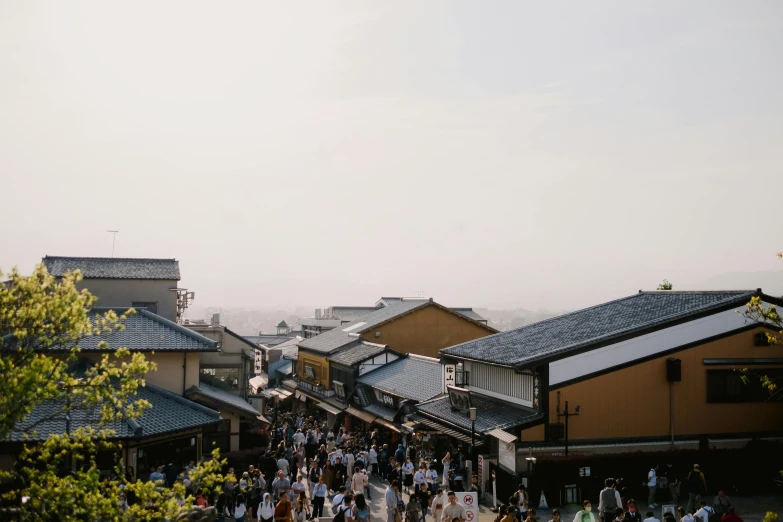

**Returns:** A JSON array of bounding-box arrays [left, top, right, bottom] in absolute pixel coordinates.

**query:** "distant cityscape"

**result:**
[[187, 305, 569, 336]]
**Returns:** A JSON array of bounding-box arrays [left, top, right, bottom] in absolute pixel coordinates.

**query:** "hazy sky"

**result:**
[[2, 1, 782, 310]]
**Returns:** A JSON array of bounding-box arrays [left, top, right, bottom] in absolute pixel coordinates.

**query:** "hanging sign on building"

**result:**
[[499, 440, 516, 472], [447, 385, 471, 411], [443, 364, 456, 392]]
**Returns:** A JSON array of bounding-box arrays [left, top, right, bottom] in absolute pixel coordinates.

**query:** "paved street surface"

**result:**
[[308, 473, 781, 522]]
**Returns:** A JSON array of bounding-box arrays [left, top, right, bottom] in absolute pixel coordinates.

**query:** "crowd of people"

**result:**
[[145, 412, 480, 522], [126, 410, 754, 522], [563, 464, 744, 522]]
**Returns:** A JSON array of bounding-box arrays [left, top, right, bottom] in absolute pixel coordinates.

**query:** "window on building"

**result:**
[[304, 365, 316, 380], [132, 301, 158, 314], [334, 381, 346, 398], [201, 367, 241, 393], [706, 369, 782, 403]]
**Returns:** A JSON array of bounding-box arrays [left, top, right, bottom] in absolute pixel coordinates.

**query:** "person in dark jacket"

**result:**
[[624, 500, 642, 522], [686, 465, 707, 513], [395, 444, 406, 465], [387, 460, 403, 486]]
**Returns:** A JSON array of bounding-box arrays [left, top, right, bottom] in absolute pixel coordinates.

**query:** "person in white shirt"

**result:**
[[352, 467, 368, 497], [234, 495, 247, 521], [643, 511, 660, 522], [694, 501, 714, 522], [293, 429, 306, 447], [344, 451, 355, 476], [332, 486, 347, 515], [414, 465, 427, 496], [402, 458, 415, 494], [647, 465, 659, 508], [369, 446, 379, 476], [441, 454, 451, 488], [426, 463, 438, 492]]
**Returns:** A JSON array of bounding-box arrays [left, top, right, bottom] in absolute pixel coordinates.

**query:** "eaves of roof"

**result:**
[[440, 290, 780, 369]]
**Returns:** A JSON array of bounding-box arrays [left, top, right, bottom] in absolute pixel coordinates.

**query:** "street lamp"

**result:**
[[556, 401, 580, 456], [469, 407, 477, 457]]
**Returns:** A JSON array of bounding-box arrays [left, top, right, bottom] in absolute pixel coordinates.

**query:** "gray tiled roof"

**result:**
[[185, 382, 260, 418], [416, 393, 539, 435], [43, 256, 180, 280], [328, 341, 387, 367], [451, 308, 487, 323], [363, 403, 398, 422], [244, 334, 295, 347], [358, 356, 443, 402], [8, 384, 220, 442], [331, 307, 379, 322], [440, 291, 757, 367], [299, 300, 429, 353], [354, 385, 373, 407], [77, 308, 217, 352]]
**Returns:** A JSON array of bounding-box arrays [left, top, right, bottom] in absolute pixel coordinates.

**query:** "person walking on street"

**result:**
[[353, 467, 368, 498], [312, 476, 327, 519], [431, 489, 445, 522], [353, 493, 371, 522], [402, 457, 415, 494], [387, 480, 403, 522], [418, 482, 432, 522], [414, 464, 427, 496], [573, 500, 599, 522], [712, 490, 732, 518], [599, 478, 622, 522], [677, 507, 693, 522], [686, 465, 707, 513], [624, 500, 641, 522], [406, 492, 423, 522], [694, 500, 714, 522], [370, 445, 379, 476], [274, 492, 294, 522], [647, 465, 659, 509], [441, 491, 466, 522], [665, 465, 679, 505]]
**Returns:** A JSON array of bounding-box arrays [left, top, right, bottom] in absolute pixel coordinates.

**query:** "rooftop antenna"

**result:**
[[107, 230, 119, 257], [415, 289, 425, 298]]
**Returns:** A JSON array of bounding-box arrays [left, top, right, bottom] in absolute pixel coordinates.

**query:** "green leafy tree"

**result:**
[[657, 279, 673, 290], [0, 265, 226, 521]]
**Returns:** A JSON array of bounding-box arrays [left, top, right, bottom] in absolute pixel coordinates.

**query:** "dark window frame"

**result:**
[[706, 368, 783, 403]]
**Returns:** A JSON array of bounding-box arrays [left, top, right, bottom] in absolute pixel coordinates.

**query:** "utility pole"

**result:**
[[107, 230, 119, 257], [556, 400, 580, 456]]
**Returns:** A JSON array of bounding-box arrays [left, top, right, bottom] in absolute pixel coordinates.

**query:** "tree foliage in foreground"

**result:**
[[0, 265, 226, 520], [742, 252, 783, 400]]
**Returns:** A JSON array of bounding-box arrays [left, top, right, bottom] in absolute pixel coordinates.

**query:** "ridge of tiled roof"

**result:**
[[42, 256, 180, 280], [298, 300, 430, 353], [7, 382, 220, 443], [416, 393, 540, 435], [185, 382, 261, 419], [327, 341, 388, 367], [358, 355, 443, 402], [330, 306, 380, 322], [78, 308, 217, 351], [440, 290, 759, 367], [450, 308, 486, 322]]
